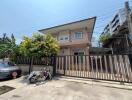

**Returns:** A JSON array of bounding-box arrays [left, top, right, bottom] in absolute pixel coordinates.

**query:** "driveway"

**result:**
[[0, 77, 132, 100]]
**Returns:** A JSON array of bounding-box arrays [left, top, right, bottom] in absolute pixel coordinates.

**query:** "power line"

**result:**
[[1, 2, 129, 38], [94, 2, 130, 30], [96, 4, 126, 20], [95, 23, 107, 28], [128, 0, 132, 2], [97, 12, 116, 20], [95, 13, 129, 33]]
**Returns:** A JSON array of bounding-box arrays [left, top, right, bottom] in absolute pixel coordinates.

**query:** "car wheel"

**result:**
[[11, 71, 18, 79]]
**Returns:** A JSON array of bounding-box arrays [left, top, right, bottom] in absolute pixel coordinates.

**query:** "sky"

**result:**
[[0, 0, 130, 45]]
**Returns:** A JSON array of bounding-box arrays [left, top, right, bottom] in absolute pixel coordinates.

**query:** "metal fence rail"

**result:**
[[12, 56, 54, 66], [56, 55, 132, 83], [10, 54, 132, 82], [11, 56, 55, 74]]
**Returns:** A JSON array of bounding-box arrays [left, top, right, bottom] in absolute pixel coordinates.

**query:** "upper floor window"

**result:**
[[65, 37, 68, 40], [60, 37, 63, 40], [59, 36, 69, 42], [75, 32, 83, 39]]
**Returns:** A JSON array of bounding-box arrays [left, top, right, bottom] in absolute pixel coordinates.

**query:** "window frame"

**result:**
[[65, 37, 68, 40], [60, 37, 63, 40], [75, 32, 83, 39]]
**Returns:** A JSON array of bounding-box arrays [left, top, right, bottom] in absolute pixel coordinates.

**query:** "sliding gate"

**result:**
[[56, 55, 132, 83]]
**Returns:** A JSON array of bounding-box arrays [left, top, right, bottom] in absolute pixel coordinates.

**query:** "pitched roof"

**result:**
[[38, 17, 96, 34]]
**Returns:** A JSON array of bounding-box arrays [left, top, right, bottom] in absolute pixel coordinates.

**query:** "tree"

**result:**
[[99, 33, 111, 44], [0, 33, 17, 58], [19, 33, 59, 57]]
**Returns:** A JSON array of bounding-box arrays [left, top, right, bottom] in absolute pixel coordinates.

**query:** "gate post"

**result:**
[[64, 56, 66, 75], [29, 56, 33, 74], [53, 56, 56, 76]]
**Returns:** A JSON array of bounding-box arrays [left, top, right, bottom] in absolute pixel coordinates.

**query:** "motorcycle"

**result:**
[[28, 68, 52, 84]]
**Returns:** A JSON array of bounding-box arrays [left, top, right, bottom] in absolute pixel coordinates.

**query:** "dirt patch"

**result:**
[[0, 85, 15, 95]]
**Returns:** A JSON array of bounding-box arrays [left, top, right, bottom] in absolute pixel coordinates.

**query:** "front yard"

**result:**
[[0, 77, 132, 100]]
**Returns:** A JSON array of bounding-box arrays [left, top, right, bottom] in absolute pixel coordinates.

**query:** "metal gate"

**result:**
[[55, 55, 132, 83]]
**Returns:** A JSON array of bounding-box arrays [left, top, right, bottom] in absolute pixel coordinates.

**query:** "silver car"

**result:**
[[0, 61, 21, 80]]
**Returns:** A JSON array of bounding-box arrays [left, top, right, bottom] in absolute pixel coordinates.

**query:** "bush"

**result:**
[[19, 33, 60, 57], [99, 33, 111, 44]]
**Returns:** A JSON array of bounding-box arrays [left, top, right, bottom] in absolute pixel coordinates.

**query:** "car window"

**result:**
[[0, 62, 16, 67], [8, 62, 15, 66], [0, 63, 10, 67], [0, 63, 4, 67]]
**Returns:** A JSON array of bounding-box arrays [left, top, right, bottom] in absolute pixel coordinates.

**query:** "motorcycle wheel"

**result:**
[[29, 77, 37, 84]]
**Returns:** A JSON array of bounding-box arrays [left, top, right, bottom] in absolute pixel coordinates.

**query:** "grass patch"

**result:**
[[0, 85, 15, 95]]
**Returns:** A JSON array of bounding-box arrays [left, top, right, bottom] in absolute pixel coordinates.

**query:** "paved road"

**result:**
[[0, 77, 132, 100]]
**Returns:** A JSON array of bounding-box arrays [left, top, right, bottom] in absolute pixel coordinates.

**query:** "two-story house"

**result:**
[[39, 17, 96, 55]]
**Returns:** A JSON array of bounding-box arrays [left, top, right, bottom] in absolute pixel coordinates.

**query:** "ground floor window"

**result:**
[[74, 52, 84, 55], [74, 52, 84, 64]]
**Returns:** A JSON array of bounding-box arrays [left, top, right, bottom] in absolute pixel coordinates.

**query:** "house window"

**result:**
[[62, 50, 64, 53], [65, 37, 68, 40], [74, 52, 84, 55], [60, 37, 63, 40], [75, 32, 83, 39], [74, 52, 84, 64]]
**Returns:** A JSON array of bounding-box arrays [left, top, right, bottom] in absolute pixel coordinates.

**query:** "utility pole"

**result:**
[[125, 1, 132, 49], [125, 1, 132, 35]]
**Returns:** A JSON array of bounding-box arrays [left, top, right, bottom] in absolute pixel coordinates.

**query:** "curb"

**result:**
[[55, 76, 132, 90]]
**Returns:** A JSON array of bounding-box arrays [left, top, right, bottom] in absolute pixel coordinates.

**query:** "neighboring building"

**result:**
[[100, 7, 132, 54], [100, 6, 132, 65], [102, 8, 130, 35], [39, 17, 96, 55]]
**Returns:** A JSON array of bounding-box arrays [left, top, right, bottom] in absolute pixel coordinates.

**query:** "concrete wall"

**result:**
[[18, 65, 53, 75]]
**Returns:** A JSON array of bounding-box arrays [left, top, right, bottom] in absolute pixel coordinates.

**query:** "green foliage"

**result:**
[[99, 33, 111, 44], [0, 33, 17, 58], [19, 33, 59, 57]]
